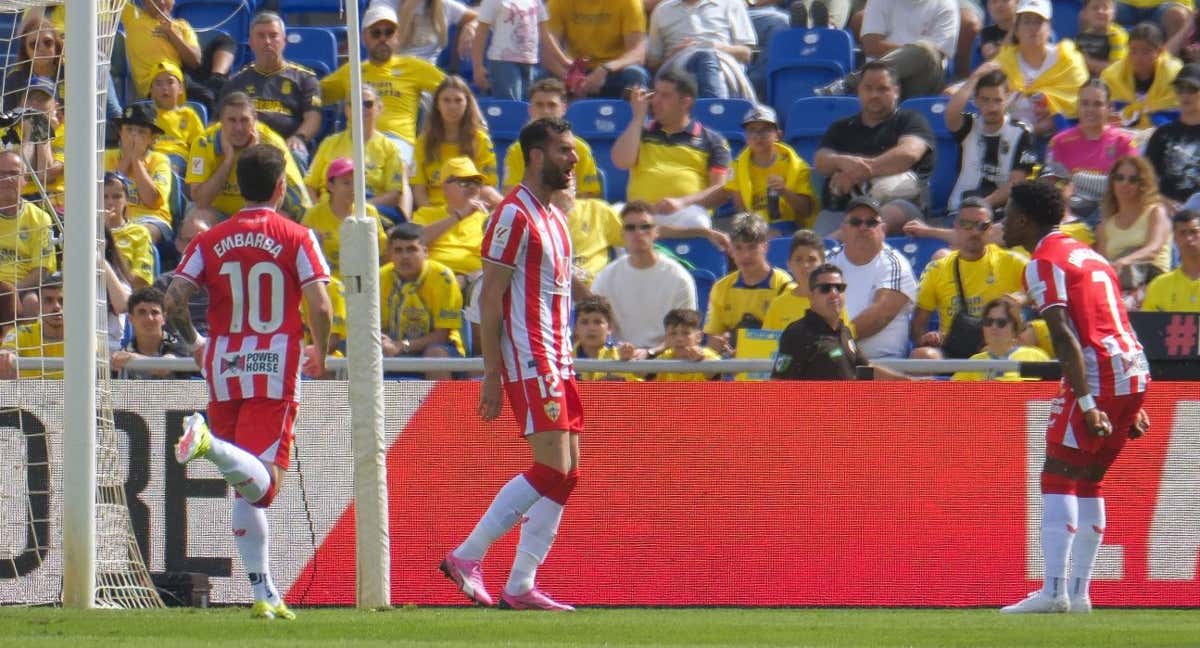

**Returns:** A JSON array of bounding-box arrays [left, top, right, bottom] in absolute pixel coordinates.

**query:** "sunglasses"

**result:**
[[369, 26, 396, 38], [956, 219, 991, 231], [814, 282, 847, 294], [362, 100, 376, 108], [622, 223, 654, 232], [450, 178, 482, 188], [1112, 172, 1141, 184], [846, 217, 882, 228], [982, 317, 1011, 328]]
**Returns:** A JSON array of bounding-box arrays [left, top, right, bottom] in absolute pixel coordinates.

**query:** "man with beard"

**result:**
[[440, 117, 585, 611], [321, 4, 446, 167], [186, 92, 311, 220]]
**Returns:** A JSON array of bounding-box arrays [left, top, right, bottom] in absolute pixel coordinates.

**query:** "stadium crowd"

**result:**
[[1, 0, 1200, 381]]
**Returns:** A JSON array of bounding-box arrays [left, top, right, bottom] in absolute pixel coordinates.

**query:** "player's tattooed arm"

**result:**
[[164, 277, 199, 348]]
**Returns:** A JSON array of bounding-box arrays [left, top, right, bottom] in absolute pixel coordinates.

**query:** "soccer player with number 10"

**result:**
[[1000, 181, 1152, 614], [165, 145, 333, 620]]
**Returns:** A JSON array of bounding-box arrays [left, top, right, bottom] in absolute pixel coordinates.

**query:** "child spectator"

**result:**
[[704, 212, 792, 355], [147, 61, 205, 177], [653, 308, 722, 381], [1076, 0, 1129, 76], [103, 172, 155, 290], [0, 271, 63, 379], [573, 295, 640, 381], [1103, 22, 1183, 129], [412, 76, 502, 209], [980, 0, 1018, 61], [301, 158, 389, 277], [105, 103, 176, 245], [763, 230, 837, 332], [472, 0, 563, 100]]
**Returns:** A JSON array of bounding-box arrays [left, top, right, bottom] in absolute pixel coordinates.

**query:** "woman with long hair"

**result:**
[[3, 15, 62, 111], [411, 75, 501, 208], [994, 2, 1089, 137], [393, 0, 479, 63], [1095, 155, 1172, 305]]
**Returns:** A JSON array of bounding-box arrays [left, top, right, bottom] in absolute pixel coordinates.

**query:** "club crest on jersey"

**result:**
[[219, 350, 281, 377], [543, 400, 561, 421]]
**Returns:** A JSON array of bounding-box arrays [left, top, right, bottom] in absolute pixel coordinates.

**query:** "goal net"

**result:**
[[0, 0, 161, 608]]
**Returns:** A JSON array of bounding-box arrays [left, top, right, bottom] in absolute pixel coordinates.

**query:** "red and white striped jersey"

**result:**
[[1024, 231, 1149, 397], [481, 185, 574, 383], [176, 207, 330, 402]]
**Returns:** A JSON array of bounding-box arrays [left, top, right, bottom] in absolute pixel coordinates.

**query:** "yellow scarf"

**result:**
[[997, 41, 1090, 118], [734, 142, 810, 218], [1101, 52, 1181, 129], [385, 263, 433, 342]]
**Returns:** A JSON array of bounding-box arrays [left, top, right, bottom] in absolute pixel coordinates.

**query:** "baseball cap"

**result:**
[[1173, 62, 1200, 89], [113, 102, 165, 134], [362, 4, 398, 30], [326, 157, 354, 184], [1015, 0, 1052, 20], [440, 156, 485, 183], [846, 195, 882, 215], [741, 104, 778, 128], [1037, 160, 1070, 180], [27, 75, 57, 100]]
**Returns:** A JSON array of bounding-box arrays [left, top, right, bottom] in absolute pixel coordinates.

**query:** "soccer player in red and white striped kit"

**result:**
[[1001, 181, 1151, 614], [167, 145, 333, 620], [440, 117, 584, 611]]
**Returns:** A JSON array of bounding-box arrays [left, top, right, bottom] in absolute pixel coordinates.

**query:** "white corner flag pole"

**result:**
[[338, 0, 391, 610], [62, 0, 100, 608]]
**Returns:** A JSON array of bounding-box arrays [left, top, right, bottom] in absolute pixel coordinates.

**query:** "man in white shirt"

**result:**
[[592, 200, 698, 351], [647, 0, 757, 98], [826, 196, 918, 359], [817, 0, 959, 100]]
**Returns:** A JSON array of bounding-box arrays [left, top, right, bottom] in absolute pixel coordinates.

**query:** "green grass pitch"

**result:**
[[2, 607, 1198, 647]]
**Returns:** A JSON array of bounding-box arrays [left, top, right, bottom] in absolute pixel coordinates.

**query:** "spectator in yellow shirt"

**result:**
[[121, 0, 202, 100], [763, 230, 830, 332], [698, 105, 816, 228], [0, 271, 63, 379], [0, 151, 57, 325], [1142, 209, 1200, 311], [549, 177, 622, 286], [321, 4, 446, 162], [545, 0, 651, 98], [704, 212, 792, 355], [305, 83, 410, 219], [106, 103, 175, 243], [379, 223, 465, 380], [301, 158, 388, 277], [148, 60, 205, 176], [911, 197, 1027, 359], [410, 157, 489, 280], [573, 295, 640, 381], [501, 78, 602, 197], [412, 76, 502, 209], [185, 91, 311, 220], [951, 298, 1051, 381], [103, 172, 156, 290], [654, 308, 723, 381]]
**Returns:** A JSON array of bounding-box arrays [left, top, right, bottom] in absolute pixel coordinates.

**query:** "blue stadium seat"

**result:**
[[768, 220, 798, 238], [566, 99, 633, 202], [276, 0, 344, 26], [899, 96, 959, 216], [766, 236, 791, 270], [478, 99, 528, 170], [286, 27, 337, 79], [1051, 0, 1081, 40], [186, 101, 209, 125], [766, 28, 854, 112], [175, 0, 252, 39], [690, 268, 717, 322], [886, 236, 947, 278], [694, 98, 755, 155], [666, 237, 728, 278]]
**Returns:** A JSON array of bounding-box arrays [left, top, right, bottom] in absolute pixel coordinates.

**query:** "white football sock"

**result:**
[[1071, 497, 1106, 599], [505, 497, 565, 595], [1041, 493, 1078, 597], [455, 474, 541, 561], [206, 435, 271, 502], [232, 497, 280, 605]]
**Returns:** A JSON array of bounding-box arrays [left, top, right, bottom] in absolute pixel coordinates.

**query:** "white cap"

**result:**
[[1015, 0, 1052, 20], [362, 4, 398, 29]]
